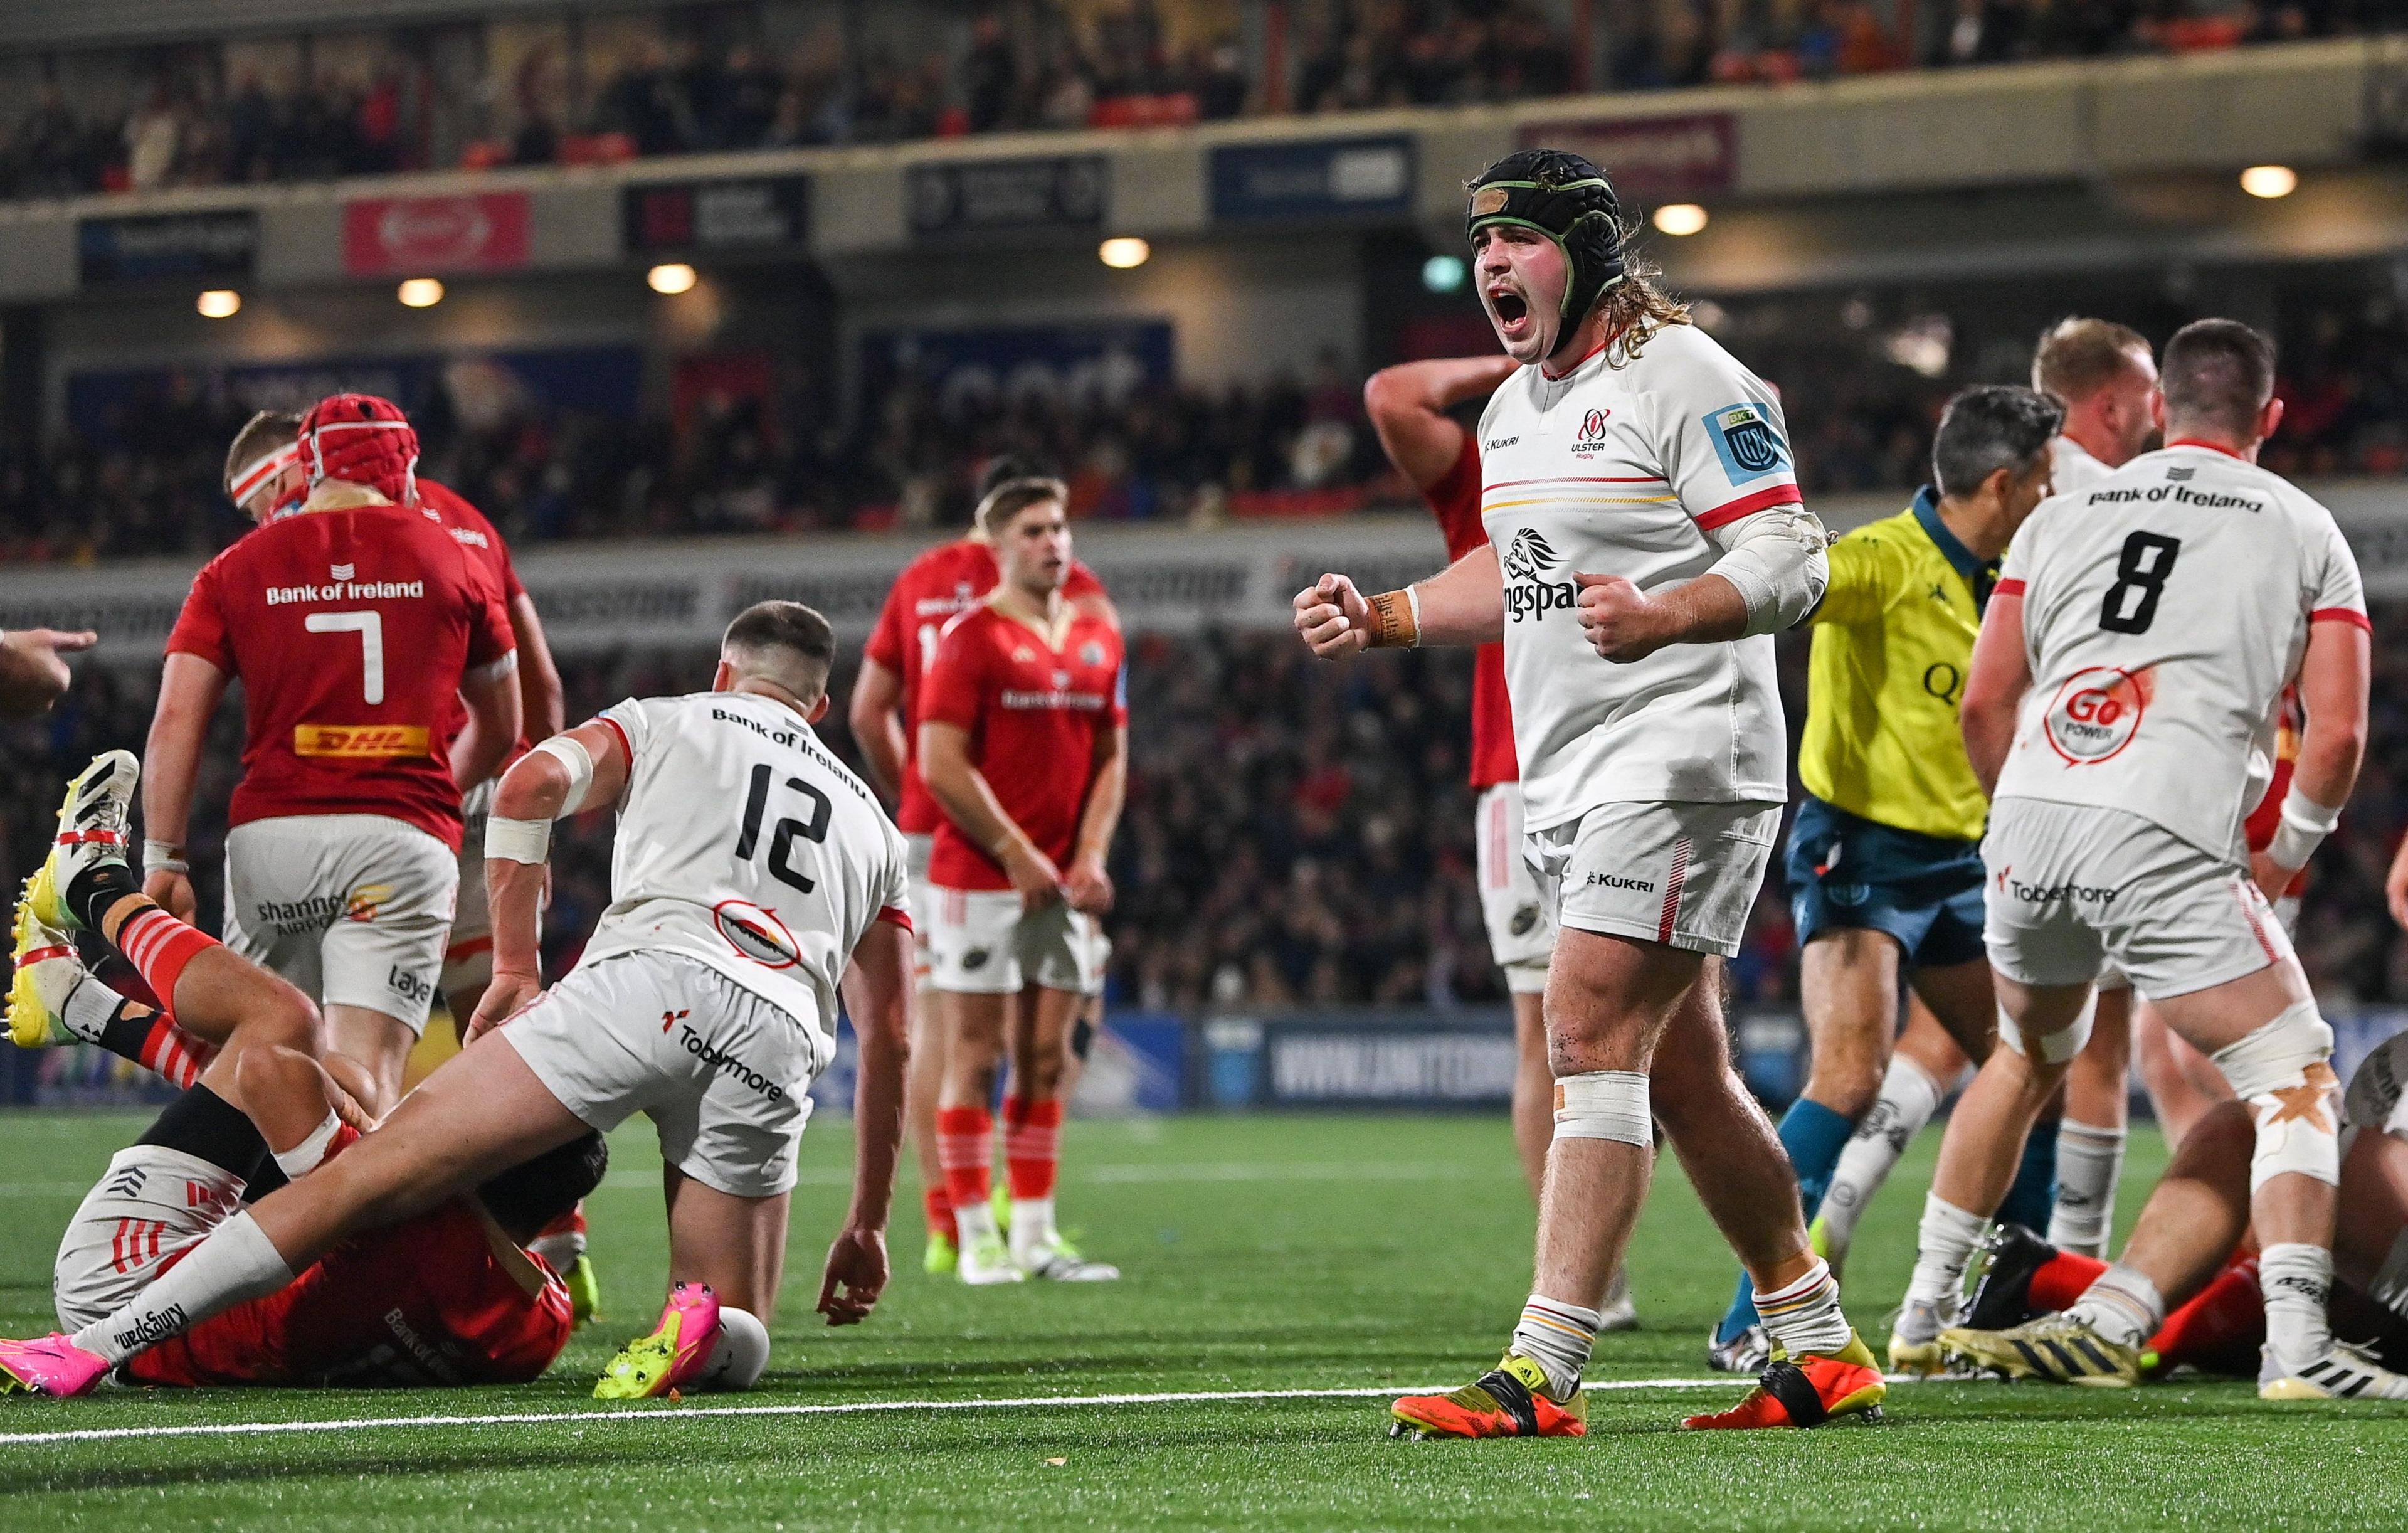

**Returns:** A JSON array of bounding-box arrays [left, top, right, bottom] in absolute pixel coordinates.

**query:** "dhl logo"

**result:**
[[293, 724, 431, 759]]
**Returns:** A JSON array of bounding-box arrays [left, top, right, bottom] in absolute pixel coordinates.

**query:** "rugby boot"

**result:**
[[1886, 1297, 1952, 1376], [2258, 1341, 2408, 1402], [1015, 1232, 1119, 1281], [8, 881, 88, 1049], [957, 1229, 1025, 1286], [1682, 1331, 1886, 1429], [1941, 1314, 2143, 1387], [1963, 1223, 2058, 1332], [594, 1283, 722, 1400], [0, 1334, 110, 1398], [922, 1231, 958, 1276], [1706, 1322, 1770, 1374], [1598, 1270, 1639, 1333], [28, 750, 140, 934], [1389, 1354, 1587, 1439]]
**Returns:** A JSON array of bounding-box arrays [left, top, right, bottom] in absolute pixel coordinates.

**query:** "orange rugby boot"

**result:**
[[1681, 1331, 1886, 1430], [1389, 1355, 1587, 1439]]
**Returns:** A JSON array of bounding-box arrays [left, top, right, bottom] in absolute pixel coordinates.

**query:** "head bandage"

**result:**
[[2212, 999, 2340, 1192], [1705, 505, 1831, 635]]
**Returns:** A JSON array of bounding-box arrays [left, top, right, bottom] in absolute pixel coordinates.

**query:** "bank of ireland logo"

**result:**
[[1499, 528, 1563, 581], [2044, 665, 2151, 765], [1703, 403, 1790, 484]]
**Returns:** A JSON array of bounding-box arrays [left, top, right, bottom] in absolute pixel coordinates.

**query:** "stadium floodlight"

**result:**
[[196, 290, 241, 319], [647, 263, 698, 295], [1652, 203, 1709, 236], [1422, 254, 1467, 293], [2239, 165, 2298, 199], [1099, 237, 1151, 269], [397, 278, 445, 308]]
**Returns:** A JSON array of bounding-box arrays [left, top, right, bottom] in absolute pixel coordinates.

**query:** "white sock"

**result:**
[[272, 1113, 341, 1178], [71, 1209, 293, 1364], [1509, 1294, 1602, 1401], [2259, 1243, 2336, 1374], [954, 1199, 1000, 1248], [1905, 1194, 1988, 1317], [61, 972, 124, 1042], [527, 1229, 588, 1270], [1755, 1257, 1852, 1357], [2066, 1264, 2164, 1350], [2047, 1120, 2126, 1258], [1009, 1196, 1057, 1261], [1818, 1055, 1943, 1256]]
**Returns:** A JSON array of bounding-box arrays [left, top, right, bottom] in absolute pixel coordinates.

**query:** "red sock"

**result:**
[[2147, 1253, 2264, 1374], [2029, 1249, 2110, 1313], [115, 906, 219, 1017], [139, 1014, 216, 1089], [936, 1106, 993, 1211], [923, 1186, 959, 1243], [1003, 1095, 1063, 1202]]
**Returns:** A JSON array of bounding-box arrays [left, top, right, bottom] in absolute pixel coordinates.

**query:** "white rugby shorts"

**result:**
[[926, 886, 1102, 996], [222, 814, 458, 1036], [1982, 798, 2293, 1002], [500, 949, 820, 1199], [904, 833, 935, 980], [444, 780, 497, 1002], [53, 1145, 243, 1331], [1476, 783, 1553, 994], [1528, 799, 1781, 960]]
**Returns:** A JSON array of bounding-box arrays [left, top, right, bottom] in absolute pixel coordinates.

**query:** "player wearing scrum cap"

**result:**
[[1299, 148, 1877, 1436], [1907, 317, 2400, 1402], [139, 395, 522, 1115], [0, 601, 914, 1401], [850, 460, 1115, 1277]]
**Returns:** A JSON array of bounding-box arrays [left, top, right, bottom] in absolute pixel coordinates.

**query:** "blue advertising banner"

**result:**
[[65, 346, 645, 446], [78, 210, 258, 286], [1209, 135, 1415, 223], [858, 320, 1175, 415]]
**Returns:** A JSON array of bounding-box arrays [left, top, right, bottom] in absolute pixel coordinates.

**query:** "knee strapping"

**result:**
[[1554, 1070, 1651, 1147], [2213, 1000, 2340, 1191], [1995, 992, 2095, 1066]]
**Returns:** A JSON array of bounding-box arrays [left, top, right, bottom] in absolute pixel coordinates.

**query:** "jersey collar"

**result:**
[[2165, 437, 2247, 460], [1911, 486, 2000, 605]]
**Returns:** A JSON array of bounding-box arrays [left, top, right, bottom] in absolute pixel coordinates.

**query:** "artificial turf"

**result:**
[[0, 1107, 2399, 1530]]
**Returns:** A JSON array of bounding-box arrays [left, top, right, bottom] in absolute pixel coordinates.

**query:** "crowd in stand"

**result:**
[[1, 1, 2387, 200]]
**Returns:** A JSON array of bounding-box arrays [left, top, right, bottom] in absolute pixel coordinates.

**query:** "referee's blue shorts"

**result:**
[[1784, 795, 1987, 968]]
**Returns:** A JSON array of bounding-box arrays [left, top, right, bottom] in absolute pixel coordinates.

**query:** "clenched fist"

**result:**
[[1293, 573, 1371, 659], [1575, 573, 1671, 662]]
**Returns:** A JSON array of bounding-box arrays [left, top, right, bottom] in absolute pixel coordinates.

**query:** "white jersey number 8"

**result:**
[[304, 610, 386, 704]]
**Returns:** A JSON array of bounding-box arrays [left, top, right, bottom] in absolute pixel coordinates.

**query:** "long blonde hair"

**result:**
[[1598, 221, 1691, 365]]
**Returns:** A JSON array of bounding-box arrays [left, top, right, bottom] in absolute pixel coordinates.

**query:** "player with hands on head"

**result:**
[[919, 477, 1127, 1286], [1304, 147, 1867, 1440], [0, 602, 912, 1403]]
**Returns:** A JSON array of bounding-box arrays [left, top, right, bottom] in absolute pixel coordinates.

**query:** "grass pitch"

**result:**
[[0, 1108, 2400, 1530]]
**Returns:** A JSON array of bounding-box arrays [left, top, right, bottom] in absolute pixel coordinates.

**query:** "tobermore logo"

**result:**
[[1500, 529, 1577, 623]]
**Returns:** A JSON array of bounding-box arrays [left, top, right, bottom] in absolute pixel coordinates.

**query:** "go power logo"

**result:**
[[1501, 529, 1576, 623]]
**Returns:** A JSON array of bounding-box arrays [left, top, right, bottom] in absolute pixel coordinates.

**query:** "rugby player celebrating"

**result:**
[[1297, 149, 1874, 1436]]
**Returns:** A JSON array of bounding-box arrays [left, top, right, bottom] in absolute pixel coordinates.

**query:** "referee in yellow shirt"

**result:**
[[1711, 385, 2065, 1369]]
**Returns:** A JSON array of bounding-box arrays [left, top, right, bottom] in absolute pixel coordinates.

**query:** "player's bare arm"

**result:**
[[1578, 506, 1831, 664], [823, 918, 914, 1326], [448, 653, 525, 795], [920, 718, 1060, 910], [848, 655, 908, 805], [1960, 590, 2031, 796], [0, 627, 95, 716], [507, 592, 568, 741], [1364, 357, 1518, 487], [140, 652, 231, 923], [1294, 544, 1506, 659], [1065, 721, 1127, 915], [2256, 615, 2370, 899], [468, 718, 630, 1040]]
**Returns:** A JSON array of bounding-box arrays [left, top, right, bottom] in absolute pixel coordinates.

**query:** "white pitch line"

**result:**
[[0, 1376, 1762, 1450]]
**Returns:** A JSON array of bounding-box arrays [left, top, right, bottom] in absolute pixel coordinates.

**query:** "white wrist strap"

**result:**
[[485, 815, 552, 865], [2266, 787, 2342, 872], [143, 839, 190, 876]]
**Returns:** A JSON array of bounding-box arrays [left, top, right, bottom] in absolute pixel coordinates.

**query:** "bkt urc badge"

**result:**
[[1704, 403, 1790, 484]]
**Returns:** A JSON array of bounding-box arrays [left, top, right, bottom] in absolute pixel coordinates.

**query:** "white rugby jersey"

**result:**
[[2047, 434, 2113, 495], [575, 690, 912, 1063], [1992, 442, 2367, 863], [1477, 321, 1801, 830]]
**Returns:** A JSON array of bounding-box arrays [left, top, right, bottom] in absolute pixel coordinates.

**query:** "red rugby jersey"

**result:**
[[862, 538, 1106, 835], [124, 1130, 571, 1389], [1427, 437, 1518, 790], [418, 477, 539, 761], [166, 495, 515, 851], [921, 602, 1126, 890]]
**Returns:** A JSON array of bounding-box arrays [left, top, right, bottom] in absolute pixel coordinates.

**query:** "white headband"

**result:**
[[228, 443, 301, 507]]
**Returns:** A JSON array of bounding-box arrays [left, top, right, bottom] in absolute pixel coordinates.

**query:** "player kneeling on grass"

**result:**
[[1936, 1026, 2408, 1397], [919, 477, 1126, 1286], [0, 602, 909, 1402]]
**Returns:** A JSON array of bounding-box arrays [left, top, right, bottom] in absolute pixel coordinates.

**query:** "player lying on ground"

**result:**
[[1302, 148, 1879, 1437], [0, 601, 912, 1401], [1901, 318, 2394, 1401], [1936, 1026, 2408, 1394], [919, 476, 1124, 1285]]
